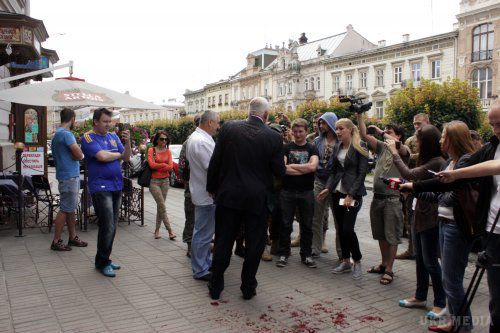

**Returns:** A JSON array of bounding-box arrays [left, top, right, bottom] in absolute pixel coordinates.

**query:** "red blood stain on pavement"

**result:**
[[332, 311, 349, 328], [359, 315, 384, 322]]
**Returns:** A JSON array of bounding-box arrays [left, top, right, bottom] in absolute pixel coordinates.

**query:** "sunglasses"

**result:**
[[158, 137, 168, 141]]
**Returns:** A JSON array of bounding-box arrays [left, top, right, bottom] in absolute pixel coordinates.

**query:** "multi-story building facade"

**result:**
[[119, 98, 184, 125], [456, 0, 500, 110], [184, 1, 499, 118]]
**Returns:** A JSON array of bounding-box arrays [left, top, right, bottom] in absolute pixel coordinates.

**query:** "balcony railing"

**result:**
[[472, 50, 493, 62]]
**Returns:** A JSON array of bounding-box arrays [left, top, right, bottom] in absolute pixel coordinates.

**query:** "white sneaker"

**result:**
[[332, 261, 352, 274], [352, 262, 362, 280]]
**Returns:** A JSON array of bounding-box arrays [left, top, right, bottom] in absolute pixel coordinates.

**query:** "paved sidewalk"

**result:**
[[0, 173, 491, 332]]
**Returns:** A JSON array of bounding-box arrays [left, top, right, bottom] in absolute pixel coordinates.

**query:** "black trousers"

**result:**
[[210, 204, 268, 294], [331, 192, 363, 262]]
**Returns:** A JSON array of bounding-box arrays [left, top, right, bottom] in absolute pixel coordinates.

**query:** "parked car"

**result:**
[[169, 144, 184, 188]]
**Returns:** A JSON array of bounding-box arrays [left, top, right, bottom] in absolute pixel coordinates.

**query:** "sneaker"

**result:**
[[100, 265, 116, 277], [276, 256, 288, 267], [68, 235, 88, 247], [110, 262, 121, 270], [302, 257, 317, 268], [332, 261, 352, 274], [51, 239, 72, 251], [352, 262, 362, 280]]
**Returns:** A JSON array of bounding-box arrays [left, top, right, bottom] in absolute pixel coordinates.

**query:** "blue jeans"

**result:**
[[484, 232, 500, 333], [192, 204, 216, 278], [92, 191, 122, 269], [439, 221, 473, 330], [413, 226, 446, 308]]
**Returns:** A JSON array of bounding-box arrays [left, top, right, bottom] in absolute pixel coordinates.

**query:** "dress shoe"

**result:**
[[194, 273, 212, 281], [242, 289, 256, 300], [99, 265, 116, 278], [208, 282, 221, 300]]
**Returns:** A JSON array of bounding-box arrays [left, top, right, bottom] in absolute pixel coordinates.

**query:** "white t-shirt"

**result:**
[[186, 127, 215, 206], [337, 147, 348, 194], [438, 163, 454, 220], [486, 144, 500, 234]]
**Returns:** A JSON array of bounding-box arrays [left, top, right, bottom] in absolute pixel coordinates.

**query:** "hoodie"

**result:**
[[313, 112, 338, 184]]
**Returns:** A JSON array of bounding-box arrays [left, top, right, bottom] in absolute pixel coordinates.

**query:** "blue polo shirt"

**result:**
[[81, 131, 124, 194], [52, 127, 80, 181]]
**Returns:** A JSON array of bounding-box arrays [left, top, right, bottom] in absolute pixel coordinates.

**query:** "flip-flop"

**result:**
[[367, 264, 386, 274], [380, 272, 394, 285]]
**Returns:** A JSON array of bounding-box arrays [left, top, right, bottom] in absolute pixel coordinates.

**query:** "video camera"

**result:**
[[339, 95, 373, 114]]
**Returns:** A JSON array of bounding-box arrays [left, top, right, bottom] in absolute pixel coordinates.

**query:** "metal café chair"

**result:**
[[31, 175, 60, 231]]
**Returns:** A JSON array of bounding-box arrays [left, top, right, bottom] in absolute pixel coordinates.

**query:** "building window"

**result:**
[[375, 101, 384, 119], [248, 86, 252, 99], [411, 63, 421, 84], [310, 77, 315, 91], [333, 75, 340, 93], [264, 80, 269, 96], [359, 72, 367, 89], [305, 79, 309, 91], [346, 74, 353, 91], [233, 87, 239, 101], [431, 60, 441, 79], [376, 69, 384, 87], [472, 23, 494, 62], [316, 76, 320, 90], [471, 67, 492, 99], [278, 83, 283, 96], [394, 66, 402, 84], [287, 81, 292, 94], [254, 84, 258, 97], [242, 87, 246, 100], [224, 93, 228, 105], [218, 95, 222, 106]]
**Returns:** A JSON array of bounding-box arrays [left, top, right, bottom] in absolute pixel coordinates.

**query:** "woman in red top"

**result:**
[[148, 131, 176, 240]]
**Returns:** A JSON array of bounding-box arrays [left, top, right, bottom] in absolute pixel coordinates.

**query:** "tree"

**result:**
[[385, 79, 482, 134]]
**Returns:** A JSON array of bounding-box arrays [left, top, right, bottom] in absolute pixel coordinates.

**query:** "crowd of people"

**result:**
[[49, 98, 500, 333]]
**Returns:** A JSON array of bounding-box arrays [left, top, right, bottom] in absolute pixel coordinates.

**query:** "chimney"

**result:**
[[402, 34, 409, 43], [378, 40, 386, 47], [299, 33, 308, 44]]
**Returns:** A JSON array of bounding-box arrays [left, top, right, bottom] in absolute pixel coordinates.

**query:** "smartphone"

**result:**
[[367, 127, 377, 135], [339, 198, 357, 207], [427, 169, 439, 176]]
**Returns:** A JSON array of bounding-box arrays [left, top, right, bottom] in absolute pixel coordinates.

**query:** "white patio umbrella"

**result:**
[[0, 76, 164, 110]]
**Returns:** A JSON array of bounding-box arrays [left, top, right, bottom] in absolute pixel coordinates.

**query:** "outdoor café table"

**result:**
[[0, 173, 34, 193], [0, 179, 25, 235]]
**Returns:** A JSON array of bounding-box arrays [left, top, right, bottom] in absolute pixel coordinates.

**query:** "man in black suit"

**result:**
[[206, 97, 286, 300]]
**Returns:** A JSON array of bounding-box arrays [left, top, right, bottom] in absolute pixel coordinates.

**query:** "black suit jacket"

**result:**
[[325, 142, 369, 198], [207, 116, 286, 212]]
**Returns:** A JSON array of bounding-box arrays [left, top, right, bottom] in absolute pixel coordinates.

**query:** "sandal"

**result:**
[[367, 264, 386, 274], [380, 272, 394, 285], [169, 233, 177, 241]]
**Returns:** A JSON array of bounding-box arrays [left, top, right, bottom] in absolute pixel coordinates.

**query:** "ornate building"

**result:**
[[184, 1, 500, 118], [456, 0, 500, 110], [119, 98, 184, 124]]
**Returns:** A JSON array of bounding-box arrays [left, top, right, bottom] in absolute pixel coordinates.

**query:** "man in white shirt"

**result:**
[[187, 110, 220, 281]]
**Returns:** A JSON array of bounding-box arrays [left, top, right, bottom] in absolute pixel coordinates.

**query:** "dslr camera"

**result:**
[[339, 95, 373, 114]]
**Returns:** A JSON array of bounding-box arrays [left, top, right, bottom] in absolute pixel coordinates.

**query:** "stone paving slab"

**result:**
[[0, 172, 491, 332]]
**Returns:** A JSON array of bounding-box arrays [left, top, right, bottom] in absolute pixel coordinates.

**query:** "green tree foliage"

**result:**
[[385, 79, 482, 135]]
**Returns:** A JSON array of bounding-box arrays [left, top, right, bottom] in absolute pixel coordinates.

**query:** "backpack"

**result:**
[[178, 141, 190, 182]]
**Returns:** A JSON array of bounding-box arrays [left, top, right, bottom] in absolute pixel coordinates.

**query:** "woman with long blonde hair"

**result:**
[[318, 118, 369, 279]]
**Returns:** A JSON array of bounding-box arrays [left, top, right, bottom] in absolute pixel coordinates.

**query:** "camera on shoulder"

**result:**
[[339, 95, 373, 114]]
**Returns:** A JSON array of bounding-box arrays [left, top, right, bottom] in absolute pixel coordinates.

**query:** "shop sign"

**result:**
[[11, 56, 49, 70], [52, 89, 114, 103], [0, 27, 21, 43], [21, 146, 44, 176]]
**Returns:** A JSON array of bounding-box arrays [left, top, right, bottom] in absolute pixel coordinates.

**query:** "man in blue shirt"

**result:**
[[81, 108, 131, 277], [51, 108, 88, 251]]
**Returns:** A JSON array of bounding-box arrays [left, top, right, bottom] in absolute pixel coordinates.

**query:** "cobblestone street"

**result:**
[[0, 173, 491, 332]]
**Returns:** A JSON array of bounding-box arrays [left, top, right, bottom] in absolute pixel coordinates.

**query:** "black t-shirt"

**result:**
[[283, 142, 319, 191]]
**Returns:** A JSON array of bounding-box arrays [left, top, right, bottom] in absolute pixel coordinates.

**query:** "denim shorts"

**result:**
[[58, 177, 80, 213]]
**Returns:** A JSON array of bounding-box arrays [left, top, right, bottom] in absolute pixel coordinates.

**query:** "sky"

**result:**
[[30, 0, 460, 106]]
